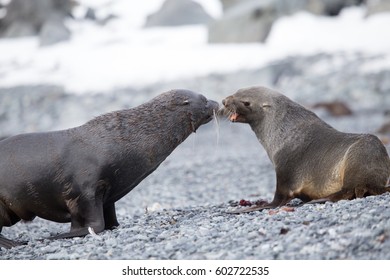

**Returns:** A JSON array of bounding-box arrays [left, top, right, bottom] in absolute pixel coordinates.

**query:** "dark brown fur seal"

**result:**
[[222, 86, 390, 213], [0, 89, 219, 248]]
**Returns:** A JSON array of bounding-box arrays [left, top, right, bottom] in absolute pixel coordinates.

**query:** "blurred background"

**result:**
[[0, 0, 389, 136]]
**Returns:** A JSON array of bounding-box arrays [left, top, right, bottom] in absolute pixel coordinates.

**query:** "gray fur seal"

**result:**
[[0, 89, 219, 248], [222, 86, 390, 213]]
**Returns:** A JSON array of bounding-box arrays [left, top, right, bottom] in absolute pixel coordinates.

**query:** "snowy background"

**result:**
[[0, 0, 390, 93]]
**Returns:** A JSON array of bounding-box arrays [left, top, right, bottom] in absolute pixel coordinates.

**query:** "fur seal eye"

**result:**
[[243, 101, 250, 107], [183, 100, 190, 105]]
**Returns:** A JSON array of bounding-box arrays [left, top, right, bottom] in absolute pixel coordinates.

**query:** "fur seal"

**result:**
[[0, 89, 219, 249], [222, 86, 390, 213]]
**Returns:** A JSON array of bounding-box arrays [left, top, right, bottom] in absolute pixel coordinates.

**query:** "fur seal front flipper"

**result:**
[[0, 235, 27, 249], [223, 86, 390, 213]]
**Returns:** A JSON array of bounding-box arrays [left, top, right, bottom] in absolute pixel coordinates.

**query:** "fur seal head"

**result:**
[[222, 86, 284, 124], [166, 89, 219, 132]]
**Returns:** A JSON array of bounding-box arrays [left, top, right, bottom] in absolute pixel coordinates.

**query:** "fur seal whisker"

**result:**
[[217, 106, 236, 122], [213, 109, 220, 148]]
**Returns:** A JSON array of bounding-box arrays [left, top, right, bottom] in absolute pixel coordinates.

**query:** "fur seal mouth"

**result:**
[[229, 112, 240, 122]]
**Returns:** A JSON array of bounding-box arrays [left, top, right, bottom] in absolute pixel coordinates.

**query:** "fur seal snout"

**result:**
[[223, 86, 390, 213], [0, 89, 219, 249]]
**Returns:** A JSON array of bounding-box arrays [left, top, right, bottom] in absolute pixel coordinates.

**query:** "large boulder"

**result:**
[[1, 21, 37, 38], [208, 0, 364, 44], [39, 13, 71, 46], [208, 0, 301, 43], [219, 0, 246, 11], [307, 0, 364, 16], [144, 0, 212, 27], [0, 0, 73, 46], [366, 0, 390, 16]]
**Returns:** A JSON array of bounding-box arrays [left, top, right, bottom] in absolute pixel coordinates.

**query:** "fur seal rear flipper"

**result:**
[[223, 86, 390, 214]]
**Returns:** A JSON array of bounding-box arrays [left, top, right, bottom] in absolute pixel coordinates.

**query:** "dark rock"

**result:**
[[313, 0, 364, 17], [85, 7, 97, 21], [97, 14, 118, 26], [366, 0, 390, 16], [39, 14, 71, 46], [208, 0, 315, 43], [312, 101, 353, 116], [220, 0, 250, 11], [144, 0, 212, 27], [208, 0, 277, 43], [280, 228, 290, 235], [208, 0, 364, 43], [378, 121, 390, 134], [1, 21, 37, 37], [0, 0, 73, 45]]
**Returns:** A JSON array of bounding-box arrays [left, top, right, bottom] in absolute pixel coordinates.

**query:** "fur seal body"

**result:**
[[222, 86, 390, 213], [0, 89, 219, 248]]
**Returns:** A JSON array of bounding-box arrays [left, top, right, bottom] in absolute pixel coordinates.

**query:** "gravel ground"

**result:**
[[1, 111, 390, 260]]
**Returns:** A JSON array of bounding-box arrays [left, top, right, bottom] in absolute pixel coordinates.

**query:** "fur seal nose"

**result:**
[[208, 100, 219, 111], [222, 96, 233, 107]]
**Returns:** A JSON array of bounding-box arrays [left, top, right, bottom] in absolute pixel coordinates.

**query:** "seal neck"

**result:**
[[250, 102, 320, 165]]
